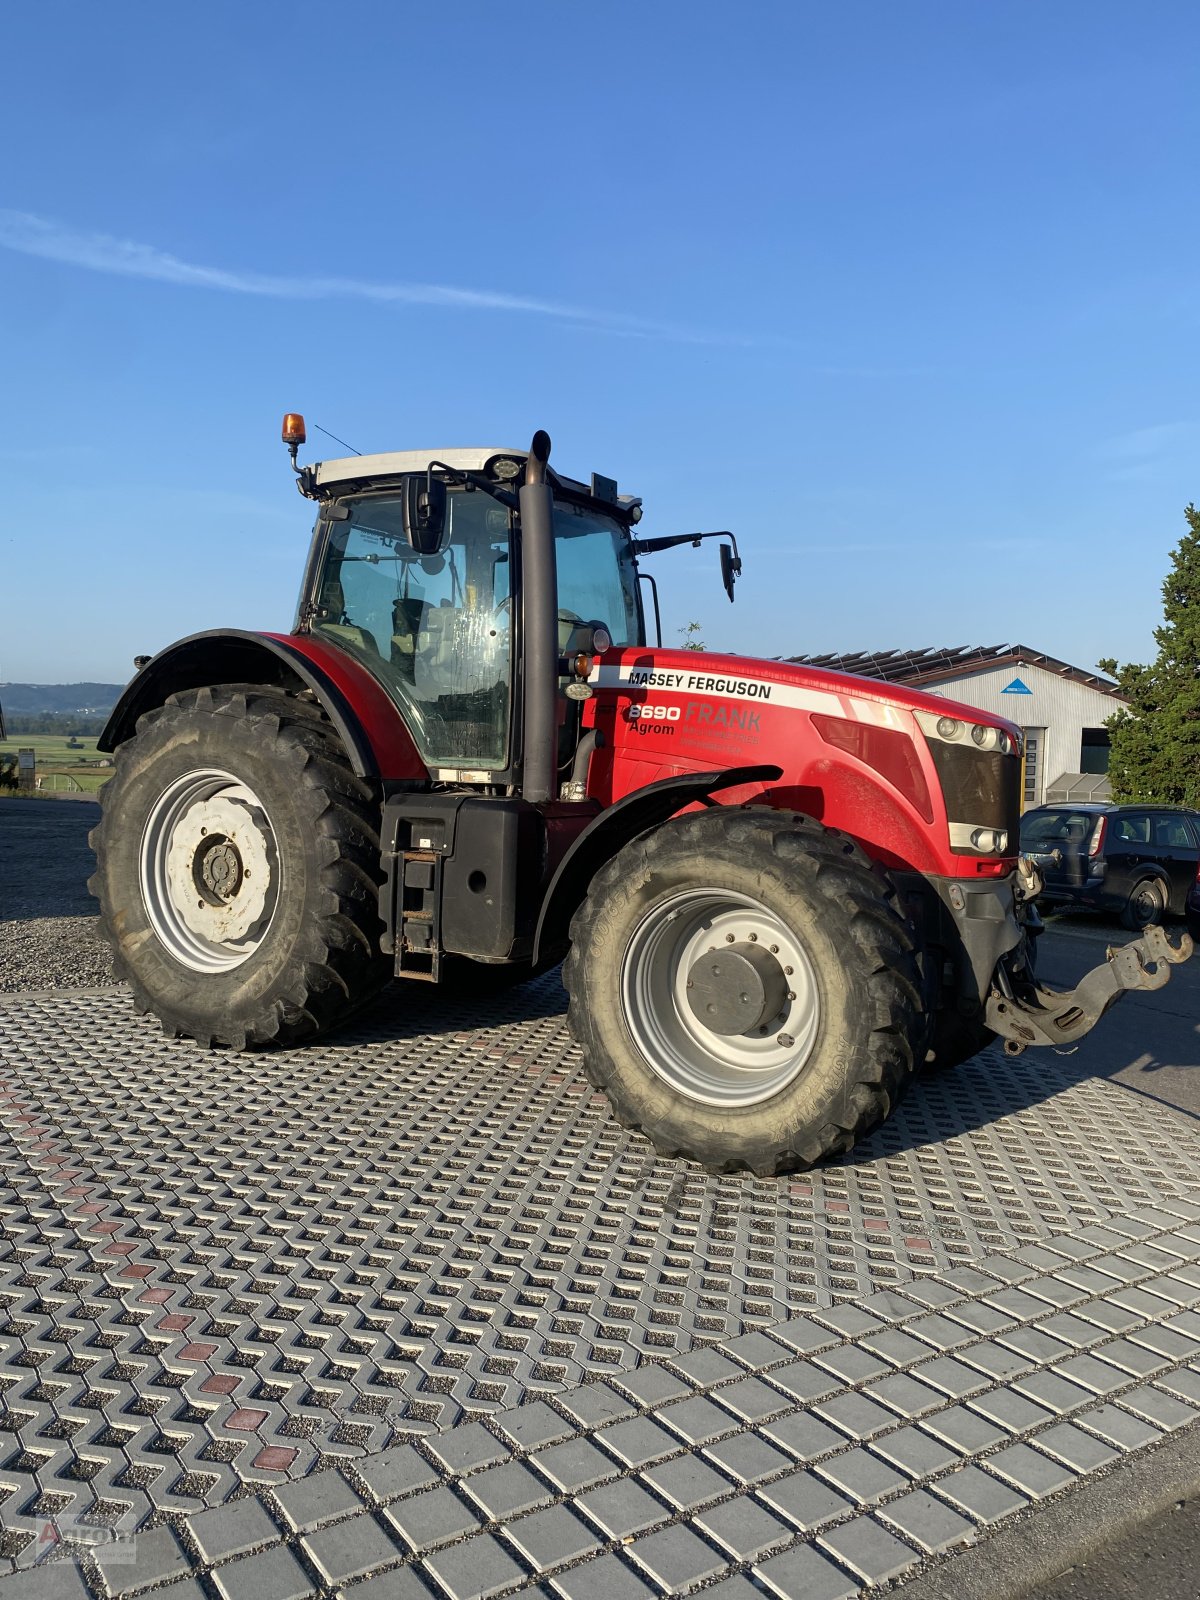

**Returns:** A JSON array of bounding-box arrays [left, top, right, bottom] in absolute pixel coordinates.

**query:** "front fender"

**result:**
[[99, 629, 426, 781], [532, 763, 782, 964]]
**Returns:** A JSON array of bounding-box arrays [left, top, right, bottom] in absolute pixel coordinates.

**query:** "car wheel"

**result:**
[[1120, 877, 1167, 931]]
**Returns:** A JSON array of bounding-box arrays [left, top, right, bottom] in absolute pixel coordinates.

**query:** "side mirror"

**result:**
[[402, 472, 447, 554], [720, 542, 741, 602]]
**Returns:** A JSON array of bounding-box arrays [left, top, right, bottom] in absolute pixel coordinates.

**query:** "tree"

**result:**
[[1099, 503, 1200, 806], [679, 621, 706, 651]]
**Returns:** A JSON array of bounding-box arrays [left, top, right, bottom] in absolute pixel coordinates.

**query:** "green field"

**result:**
[[0, 735, 111, 793]]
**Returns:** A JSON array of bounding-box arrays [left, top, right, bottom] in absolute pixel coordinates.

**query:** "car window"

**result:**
[[1019, 809, 1095, 845], [1112, 813, 1151, 844], [1153, 815, 1197, 848]]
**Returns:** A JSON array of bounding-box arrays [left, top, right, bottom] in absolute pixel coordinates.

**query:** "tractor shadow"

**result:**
[[849, 922, 1200, 1167], [340, 964, 572, 1048], [346, 927, 1200, 1177]]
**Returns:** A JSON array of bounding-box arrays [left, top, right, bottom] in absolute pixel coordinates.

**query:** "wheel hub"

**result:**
[[685, 941, 789, 1035], [165, 795, 272, 943], [196, 836, 242, 900], [621, 889, 821, 1108], [141, 771, 279, 971]]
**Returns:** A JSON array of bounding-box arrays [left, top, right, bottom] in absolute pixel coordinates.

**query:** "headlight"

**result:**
[[917, 711, 1012, 753], [915, 711, 1020, 856], [970, 828, 1008, 853]]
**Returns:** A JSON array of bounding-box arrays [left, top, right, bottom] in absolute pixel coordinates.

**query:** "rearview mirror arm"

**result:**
[[631, 529, 740, 562]]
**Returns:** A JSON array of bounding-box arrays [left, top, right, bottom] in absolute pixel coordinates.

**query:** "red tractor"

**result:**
[[90, 423, 1189, 1175]]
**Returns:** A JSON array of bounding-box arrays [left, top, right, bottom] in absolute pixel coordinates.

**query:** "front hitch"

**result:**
[[985, 923, 1192, 1054]]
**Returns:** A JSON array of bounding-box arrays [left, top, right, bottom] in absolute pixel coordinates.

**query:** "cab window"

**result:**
[[314, 490, 513, 770], [553, 504, 642, 646]]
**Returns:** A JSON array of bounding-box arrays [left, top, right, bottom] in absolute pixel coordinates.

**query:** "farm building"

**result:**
[[781, 645, 1127, 808]]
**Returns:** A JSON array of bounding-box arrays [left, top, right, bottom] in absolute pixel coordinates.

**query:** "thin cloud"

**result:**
[[0, 208, 727, 343], [1103, 420, 1197, 461], [1097, 420, 1200, 483]]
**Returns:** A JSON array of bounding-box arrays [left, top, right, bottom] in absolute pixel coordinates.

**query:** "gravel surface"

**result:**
[[0, 798, 114, 992]]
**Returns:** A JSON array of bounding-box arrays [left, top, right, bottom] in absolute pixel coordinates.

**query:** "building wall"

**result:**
[[920, 662, 1125, 806]]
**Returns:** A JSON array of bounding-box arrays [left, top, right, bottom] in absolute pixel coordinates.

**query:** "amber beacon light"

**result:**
[[282, 412, 306, 472]]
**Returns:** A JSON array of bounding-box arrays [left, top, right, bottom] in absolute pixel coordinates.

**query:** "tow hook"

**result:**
[[985, 923, 1193, 1054]]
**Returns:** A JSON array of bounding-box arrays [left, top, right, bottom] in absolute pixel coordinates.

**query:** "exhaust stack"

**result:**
[[519, 431, 558, 804]]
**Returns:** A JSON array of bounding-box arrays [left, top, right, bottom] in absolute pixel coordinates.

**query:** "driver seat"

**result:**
[[315, 580, 382, 659]]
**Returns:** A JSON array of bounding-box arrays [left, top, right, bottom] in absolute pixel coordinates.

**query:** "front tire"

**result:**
[[89, 685, 390, 1047], [564, 808, 925, 1175]]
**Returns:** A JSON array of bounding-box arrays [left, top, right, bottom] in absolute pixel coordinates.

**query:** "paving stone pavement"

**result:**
[[0, 977, 1198, 1597]]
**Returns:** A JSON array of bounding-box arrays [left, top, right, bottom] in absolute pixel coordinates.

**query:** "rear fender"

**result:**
[[98, 629, 426, 781], [532, 763, 782, 964]]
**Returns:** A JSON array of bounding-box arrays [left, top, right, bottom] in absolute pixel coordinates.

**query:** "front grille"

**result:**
[[927, 744, 1021, 850]]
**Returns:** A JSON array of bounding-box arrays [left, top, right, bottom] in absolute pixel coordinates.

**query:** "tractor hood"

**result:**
[[587, 647, 1023, 878], [590, 647, 1021, 740]]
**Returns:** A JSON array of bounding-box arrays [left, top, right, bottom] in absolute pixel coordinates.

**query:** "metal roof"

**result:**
[[780, 645, 1125, 699]]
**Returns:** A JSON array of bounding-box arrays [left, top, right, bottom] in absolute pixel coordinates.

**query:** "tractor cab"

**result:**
[[294, 441, 645, 786]]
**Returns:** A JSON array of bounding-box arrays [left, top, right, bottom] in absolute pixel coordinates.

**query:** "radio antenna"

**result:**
[[312, 422, 362, 456]]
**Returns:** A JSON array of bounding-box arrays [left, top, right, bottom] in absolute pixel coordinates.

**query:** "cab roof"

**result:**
[[311, 448, 640, 517], [315, 448, 524, 486]]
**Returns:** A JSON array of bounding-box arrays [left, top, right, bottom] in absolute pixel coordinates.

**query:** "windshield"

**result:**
[[553, 503, 643, 647], [1020, 809, 1098, 848], [314, 489, 512, 770]]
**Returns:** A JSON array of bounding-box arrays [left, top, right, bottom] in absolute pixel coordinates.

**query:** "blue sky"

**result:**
[[2, 1, 1198, 684]]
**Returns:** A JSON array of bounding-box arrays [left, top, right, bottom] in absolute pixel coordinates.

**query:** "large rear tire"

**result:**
[[89, 685, 390, 1047], [564, 808, 925, 1175]]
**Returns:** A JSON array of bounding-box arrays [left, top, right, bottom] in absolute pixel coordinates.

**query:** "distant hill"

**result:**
[[0, 683, 125, 716]]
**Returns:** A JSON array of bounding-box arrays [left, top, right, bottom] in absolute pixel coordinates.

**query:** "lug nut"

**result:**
[[726, 933, 735, 943]]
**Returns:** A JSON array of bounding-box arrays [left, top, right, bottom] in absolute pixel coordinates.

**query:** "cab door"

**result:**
[[313, 489, 514, 776]]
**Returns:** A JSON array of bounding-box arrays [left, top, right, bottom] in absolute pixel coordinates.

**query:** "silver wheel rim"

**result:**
[[139, 768, 280, 972], [620, 888, 821, 1108]]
